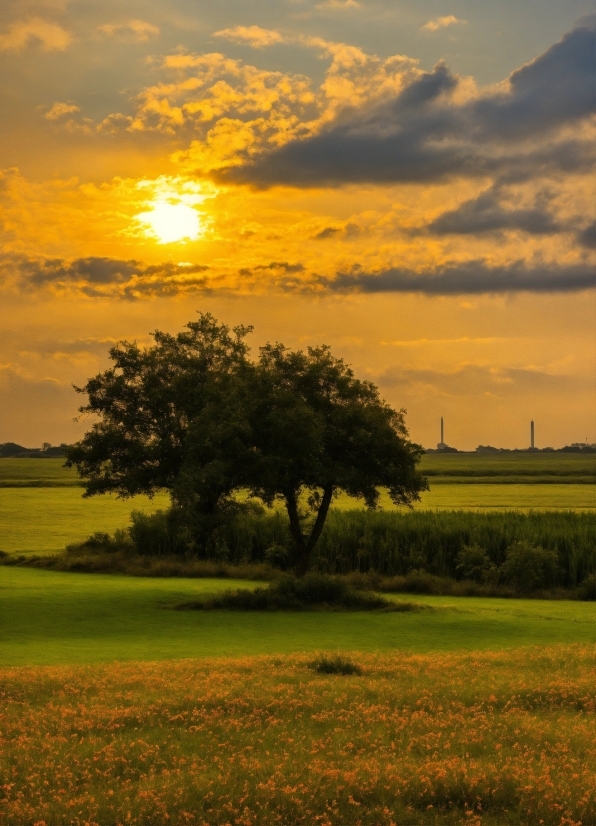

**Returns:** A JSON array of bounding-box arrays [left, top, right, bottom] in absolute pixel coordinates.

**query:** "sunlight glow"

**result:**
[[137, 201, 201, 244], [134, 177, 214, 244]]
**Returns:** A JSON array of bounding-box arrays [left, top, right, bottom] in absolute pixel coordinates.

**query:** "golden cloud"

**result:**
[[420, 16, 467, 33], [98, 19, 160, 42], [0, 17, 71, 51]]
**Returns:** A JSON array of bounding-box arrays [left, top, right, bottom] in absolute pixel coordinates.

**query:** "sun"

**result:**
[[137, 201, 201, 244], [134, 177, 213, 244]]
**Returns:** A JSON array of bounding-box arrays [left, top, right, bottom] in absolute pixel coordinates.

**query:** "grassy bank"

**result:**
[[1, 567, 594, 666], [1, 645, 593, 825]]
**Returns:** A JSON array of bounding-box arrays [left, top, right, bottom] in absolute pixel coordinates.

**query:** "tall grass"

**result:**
[[200, 509, 594, 588], [93, 508, 596, 590]]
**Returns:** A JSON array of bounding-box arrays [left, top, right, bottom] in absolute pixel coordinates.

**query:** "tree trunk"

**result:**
[[285, 484, 334, 576]]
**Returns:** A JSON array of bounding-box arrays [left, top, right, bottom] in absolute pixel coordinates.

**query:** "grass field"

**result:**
[[1, 567, 594, 666], [1, 645, 594, 825], [2, 453, 594, 487], [1, 461, 594, 826], [420, 452, 596, 482], [0, 488, 170, 554], [1, 484, 594, 556]]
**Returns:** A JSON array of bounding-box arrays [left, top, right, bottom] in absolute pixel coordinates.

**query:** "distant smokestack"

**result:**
[[530, 420, 535, 449], [441, 417, 444, 445]]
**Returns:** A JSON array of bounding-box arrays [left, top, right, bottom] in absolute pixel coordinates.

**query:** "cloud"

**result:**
[[420, 15, 467, 33], [315, 0, 361, 10], [577, 222, 596, 249], [98, 19, 160, 42], [44, 101, 80, 120], [314, 226, 341, 239], [319, 260, 595, 295], [212, 26, 287, 49], [377, 363, 579, 397], [4, 255, 210, 298], [426, 189, 561, 236], [0, 17, 71, 51], [216, 19, 596, 187], [239, 261, 304, 275]]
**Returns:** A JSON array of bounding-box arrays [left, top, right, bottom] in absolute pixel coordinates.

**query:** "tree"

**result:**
[[67, 316, 427, 569], [244, 344, 428, 574], [65, 314, 253, 548]]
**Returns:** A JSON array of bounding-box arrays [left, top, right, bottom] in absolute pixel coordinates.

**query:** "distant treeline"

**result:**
[[0, 443, 68, 458], [77, 508, 596, 592], [428, 444, 596, 454]]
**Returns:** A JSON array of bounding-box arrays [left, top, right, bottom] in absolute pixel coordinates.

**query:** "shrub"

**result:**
[[61, 506, 596, 593], [66, 530, 132, 555], [455, 544, 497, 583], [499, 541, 560, 593], [575, 574, 596, 601], [176, 573, 398, 611], [308, 656, 363, 675]]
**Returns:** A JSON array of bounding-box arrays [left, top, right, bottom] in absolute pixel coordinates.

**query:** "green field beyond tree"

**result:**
[[0, 455, 594, 555]]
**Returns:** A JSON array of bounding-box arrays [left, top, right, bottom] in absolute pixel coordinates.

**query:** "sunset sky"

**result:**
[[0, 0, 594, 450]]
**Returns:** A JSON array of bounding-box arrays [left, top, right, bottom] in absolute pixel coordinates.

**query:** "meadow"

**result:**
[[1, 567, 595, 667], [1, 455, 594, 824], [1, 644, 594, 825], [1, 455, 594, 556]]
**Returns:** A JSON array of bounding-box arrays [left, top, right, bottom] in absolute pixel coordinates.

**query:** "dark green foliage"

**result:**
[[65, 314, 426, 570], [245, 344, 427, 572], [65, 314, 254, 550], [176, 573, 397, 611], [308, 656, 363, 675], [66, 529, 132, 554], [455, 544, 497, 584], [58, 507, 596, 595], [499, 541, 560, 593]]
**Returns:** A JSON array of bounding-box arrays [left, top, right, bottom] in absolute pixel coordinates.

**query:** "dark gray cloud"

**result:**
[[217, 18, 596, 188], [577, 222, 596, 249], [318, 260, 595, 294], [239, 261, 304, 275], [427, 189, 561, 235], [15, 256, 209, 286], [314, 227, 341, 240]]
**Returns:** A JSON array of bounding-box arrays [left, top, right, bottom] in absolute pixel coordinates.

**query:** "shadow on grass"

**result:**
[[174, 573, 430, 612]]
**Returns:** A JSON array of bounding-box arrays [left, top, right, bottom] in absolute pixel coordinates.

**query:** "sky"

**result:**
[[0, 0, 594, 450]]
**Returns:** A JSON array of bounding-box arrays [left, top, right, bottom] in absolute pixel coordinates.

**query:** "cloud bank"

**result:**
[[216, 19, 596, 187]]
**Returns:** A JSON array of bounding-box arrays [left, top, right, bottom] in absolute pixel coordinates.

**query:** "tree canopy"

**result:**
[[66, 313, 427, 572]]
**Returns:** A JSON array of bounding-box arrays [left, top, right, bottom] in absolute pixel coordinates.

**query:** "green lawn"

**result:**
[[1, 483, 594, 557], [1, 567, 594, 667]]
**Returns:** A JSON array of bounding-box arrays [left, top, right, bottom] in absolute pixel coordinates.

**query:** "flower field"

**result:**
[[1, 645, 594, 825]]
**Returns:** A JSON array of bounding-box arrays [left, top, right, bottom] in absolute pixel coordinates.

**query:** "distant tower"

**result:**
[[437, 417, 446, 449], [530, 420, 535, 450]]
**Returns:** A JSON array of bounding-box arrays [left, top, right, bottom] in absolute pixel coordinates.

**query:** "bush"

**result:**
[[66, 529, 132, 555], [455, 544, 497, 584], [128, 510, 188, 556], [308, 656, 362, 675], [499, 541, 560, 593], [576, 574, 596, 601], [60, 506, 596, 594], [176, 573, 406, 611]]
